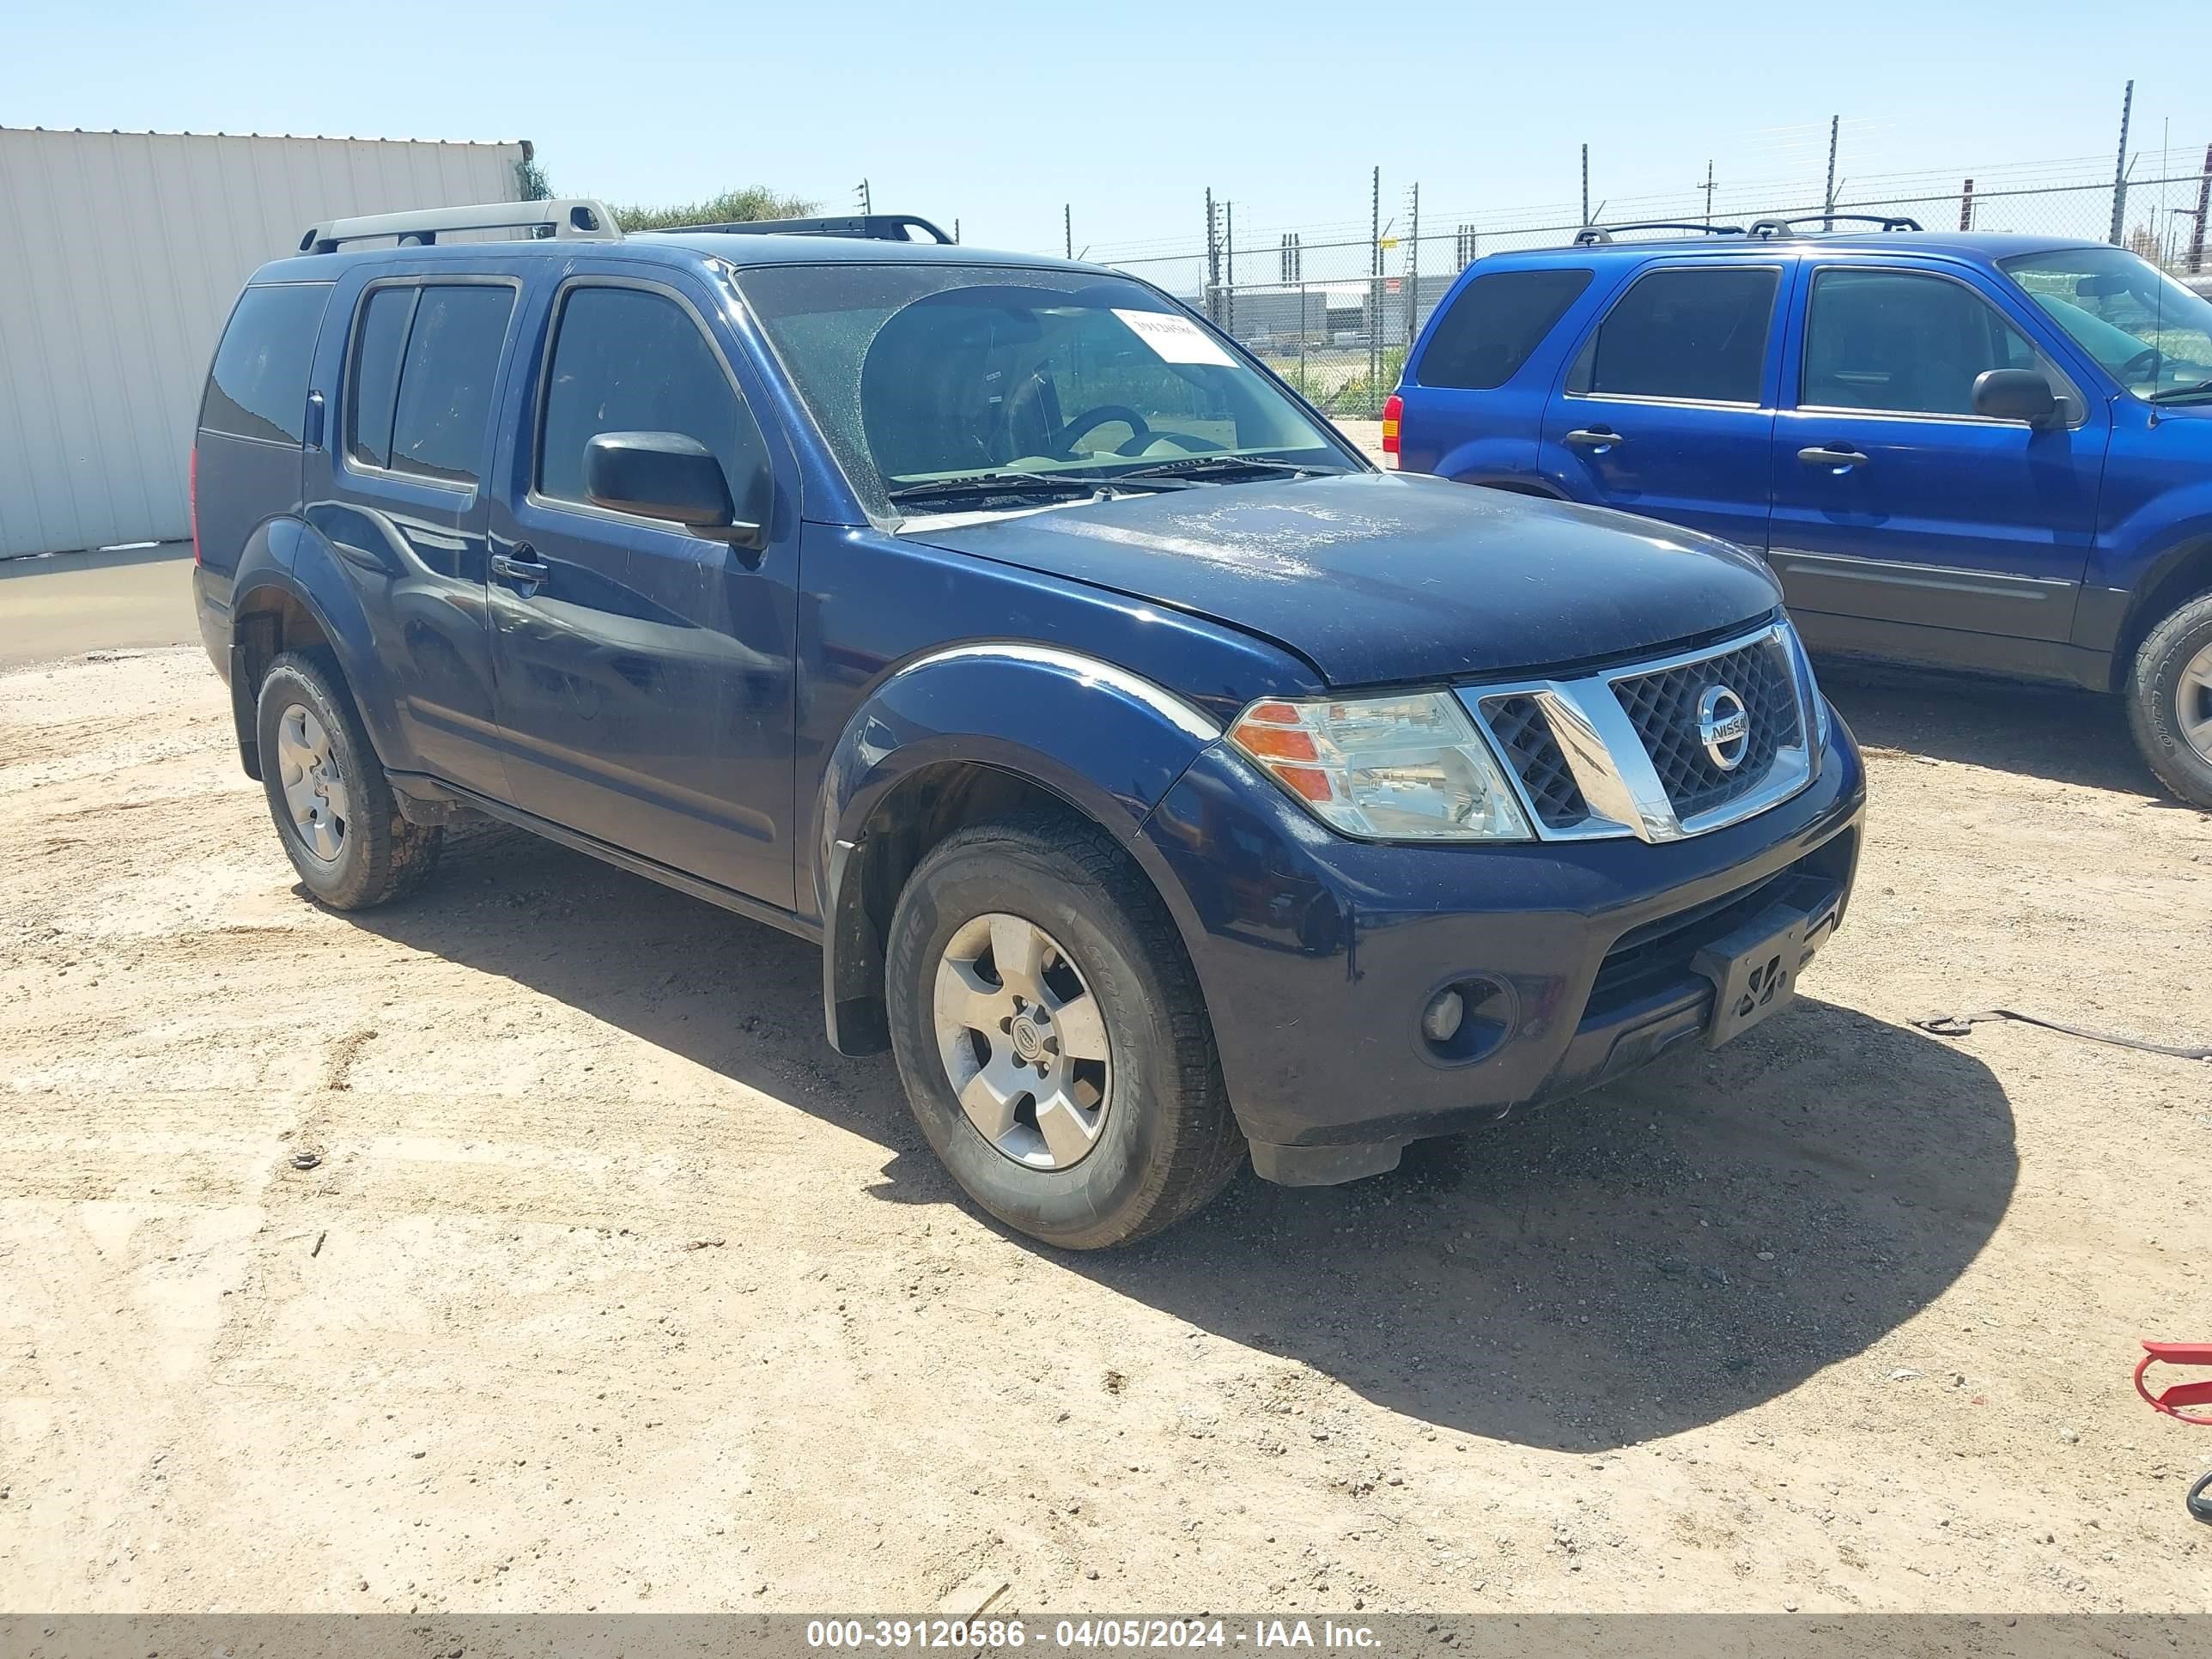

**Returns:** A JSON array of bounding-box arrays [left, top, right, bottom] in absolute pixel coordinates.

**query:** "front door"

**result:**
[[1537, 259, 1787, 552], [487, 272, 799, 909], [1767, 262, 2107, 648]]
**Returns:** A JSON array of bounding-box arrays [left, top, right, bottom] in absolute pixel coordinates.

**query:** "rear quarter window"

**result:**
[[200, 284, 332, 445], [1416, 267, 1594, 389]]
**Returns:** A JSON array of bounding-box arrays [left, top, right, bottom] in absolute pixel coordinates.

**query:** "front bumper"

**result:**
[[1137, 711, 1866, 1180]]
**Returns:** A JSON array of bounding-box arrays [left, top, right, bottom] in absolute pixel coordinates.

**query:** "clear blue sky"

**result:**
[[8, 0, 2205, 256]]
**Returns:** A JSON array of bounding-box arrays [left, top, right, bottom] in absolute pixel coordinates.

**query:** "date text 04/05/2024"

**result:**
[[804, 1620, 1382, 1650]]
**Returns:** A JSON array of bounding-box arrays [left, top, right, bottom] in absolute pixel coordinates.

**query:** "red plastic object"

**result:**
[[2136, 1341, 2212, 1425]]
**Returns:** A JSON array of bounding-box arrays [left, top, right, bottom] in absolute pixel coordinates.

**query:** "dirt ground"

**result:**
[[2, 643, 2209, 1617]]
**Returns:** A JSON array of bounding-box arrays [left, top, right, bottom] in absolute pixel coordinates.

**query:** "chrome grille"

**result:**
[[1480, 694, 1590, 830], [1456, 621, 1818, 845], [1609, 635, 1802, 823]]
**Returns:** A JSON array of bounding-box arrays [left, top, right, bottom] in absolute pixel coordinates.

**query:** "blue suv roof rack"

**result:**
[[657, 211, 956, 245], [1747, 213, 1924, 238], [1572, 222, 1747, 246]]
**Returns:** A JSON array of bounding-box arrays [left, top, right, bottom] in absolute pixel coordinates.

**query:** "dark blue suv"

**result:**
[[191, 198, 1863, 1247], [1389, 220, 2212, 808]]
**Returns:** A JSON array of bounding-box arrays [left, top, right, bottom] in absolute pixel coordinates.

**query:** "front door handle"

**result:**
[[492, 548, 550, 588], [1563, 426, 1622, 451], [1797, 444, 1869, 471]]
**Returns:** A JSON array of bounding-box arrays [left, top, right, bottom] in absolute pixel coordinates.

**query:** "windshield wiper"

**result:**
[[1112, 454, 1339, 483], [886, 471, 1189, 509], [2148, 380, 2212, 404], [886, 473, 1112, 508]]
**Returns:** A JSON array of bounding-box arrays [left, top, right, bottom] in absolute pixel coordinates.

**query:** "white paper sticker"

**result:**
[[1112, 308, 1237, 368]]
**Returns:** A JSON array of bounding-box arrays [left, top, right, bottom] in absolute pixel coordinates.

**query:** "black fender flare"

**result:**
[[811, 644, 1226, 1054]]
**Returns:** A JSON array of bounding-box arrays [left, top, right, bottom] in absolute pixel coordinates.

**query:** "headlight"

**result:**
[[1782, 622, 1832, 749], [1228, 691, 1534, 842]]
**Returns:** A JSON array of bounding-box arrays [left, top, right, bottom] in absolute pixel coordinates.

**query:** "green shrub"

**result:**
[[607, 187, 819, 233]]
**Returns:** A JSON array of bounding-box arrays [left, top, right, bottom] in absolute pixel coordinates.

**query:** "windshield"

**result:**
[[1999, 246, 2212, 402], [731, 263, 1359, 516]]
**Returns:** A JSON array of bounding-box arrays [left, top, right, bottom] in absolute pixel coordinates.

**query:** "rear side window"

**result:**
[[200, 284, 331, 444], [536, 284, 766, 507], [345, 286, 416, 469], [1417, 268, 1593, 389], [1570, 266, 1779, 404], [386, 286, 516, 486]]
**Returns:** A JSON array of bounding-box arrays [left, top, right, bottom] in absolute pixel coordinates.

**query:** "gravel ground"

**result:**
[[1, 646, 2209, 1616]]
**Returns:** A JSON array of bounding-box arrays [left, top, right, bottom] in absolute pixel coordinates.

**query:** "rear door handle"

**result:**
[[492, 548, 550, 587], [1563, 427, 1622, 450], [1797, 444, 1869, 471]]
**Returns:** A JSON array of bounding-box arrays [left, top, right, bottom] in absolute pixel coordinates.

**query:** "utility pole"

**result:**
[[1703, 160, 1715, 226], [1224, 202, 1236, 338], [1369, 165, 1382, 409], [1580, 144, 1590, 227], [1406, 181, 1420, 348], [1064, 204, 1072, 261], [1823, 116, 1839, 231], [855, 179, 871, 214], [2189, 143, 2211, 274], [1204, 188, 1221, 326], [2109, 79, 2135, 245]]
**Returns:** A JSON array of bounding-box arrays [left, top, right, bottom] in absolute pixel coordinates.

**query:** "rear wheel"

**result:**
[[2124, 591, 2212, 811], [884, 811, 1244, 1249], [255, 651, 443, 908]]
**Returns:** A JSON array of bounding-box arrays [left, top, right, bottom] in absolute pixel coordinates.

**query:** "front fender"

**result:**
[[230, 515, 418, 775], [812, 644, 1224, 1054]]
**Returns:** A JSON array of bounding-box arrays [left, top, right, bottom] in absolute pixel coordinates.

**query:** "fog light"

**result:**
[[1421, 988, 1465, 1044]]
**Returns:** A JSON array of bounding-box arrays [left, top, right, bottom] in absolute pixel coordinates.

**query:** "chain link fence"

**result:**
[[1084, 149, 2212, 418]]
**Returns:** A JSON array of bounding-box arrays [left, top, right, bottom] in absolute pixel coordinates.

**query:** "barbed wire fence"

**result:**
[[1071, 143, 2212, 420]]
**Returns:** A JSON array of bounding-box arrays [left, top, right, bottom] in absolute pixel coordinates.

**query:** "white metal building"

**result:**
[[0, 127, 530, 559]]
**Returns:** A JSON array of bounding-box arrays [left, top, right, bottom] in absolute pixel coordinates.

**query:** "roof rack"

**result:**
[[1747, 213, 1924, 238], [300, 198, 618, 253], [654, 211, 955, 245], [1573, 221, 1746, 246]]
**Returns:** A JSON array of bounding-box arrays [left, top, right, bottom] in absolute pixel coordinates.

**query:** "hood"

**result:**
[[902, 471, 1784, 688]]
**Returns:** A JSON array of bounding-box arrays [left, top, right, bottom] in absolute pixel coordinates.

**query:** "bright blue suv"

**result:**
[[191, 199, 1863, 1247], [1389, 217, 2212, 808]]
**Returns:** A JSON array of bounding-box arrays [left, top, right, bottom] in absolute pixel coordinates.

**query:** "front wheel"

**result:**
[[2124, 591, 2212, 811], [884, 811, 1245, 1249]]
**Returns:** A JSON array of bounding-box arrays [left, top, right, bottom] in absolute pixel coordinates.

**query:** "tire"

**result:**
[[884, 810, 1244, 1249], [2124, 589, 2212, 811], [254, 649, 443, 908]]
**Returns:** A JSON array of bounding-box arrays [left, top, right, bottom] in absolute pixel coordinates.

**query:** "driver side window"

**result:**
[[1802, 269, 2047, 418]]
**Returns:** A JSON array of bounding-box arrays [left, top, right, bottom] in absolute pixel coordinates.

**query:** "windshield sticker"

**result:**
[[1112, 309, 1237, 368]]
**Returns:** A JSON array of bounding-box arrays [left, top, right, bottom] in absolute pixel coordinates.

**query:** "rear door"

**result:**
[[1537, 258, 1788, 551], [1767, 259, 2106, 648], [308, 274, 520, 799], [486, 267, 801, 908]]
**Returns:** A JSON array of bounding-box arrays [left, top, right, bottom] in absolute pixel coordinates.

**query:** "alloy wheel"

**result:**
[[275, 703, 349, 864], [933, 913, 1112, 1170]]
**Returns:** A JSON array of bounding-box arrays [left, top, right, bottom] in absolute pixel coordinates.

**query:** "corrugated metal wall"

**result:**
[[0, 128, 526, 558]]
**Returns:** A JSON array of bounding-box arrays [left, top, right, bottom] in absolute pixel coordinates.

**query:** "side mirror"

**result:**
[[583, 431, 765, 548], [1972, 368, 2060, 428]]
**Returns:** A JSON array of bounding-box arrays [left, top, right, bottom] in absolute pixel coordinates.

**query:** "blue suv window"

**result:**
[[343, 283, 515, 485], [1802, 268, 2039, 417], [1418, 268, 1593, 389], [200, 284, 331, 446], [1569, 265, 1778, 404], [536, 284, 765, 508]]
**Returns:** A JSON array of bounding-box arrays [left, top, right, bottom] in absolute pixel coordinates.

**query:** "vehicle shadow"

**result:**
[[1814, 656, 2165, 799], [352, 822, 2015, 1454]]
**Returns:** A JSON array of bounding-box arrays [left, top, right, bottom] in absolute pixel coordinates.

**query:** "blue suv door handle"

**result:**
[[492, 546, 550, 589], [1563, 426, 1622, 452], [1797, 443, 1869, 471]]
